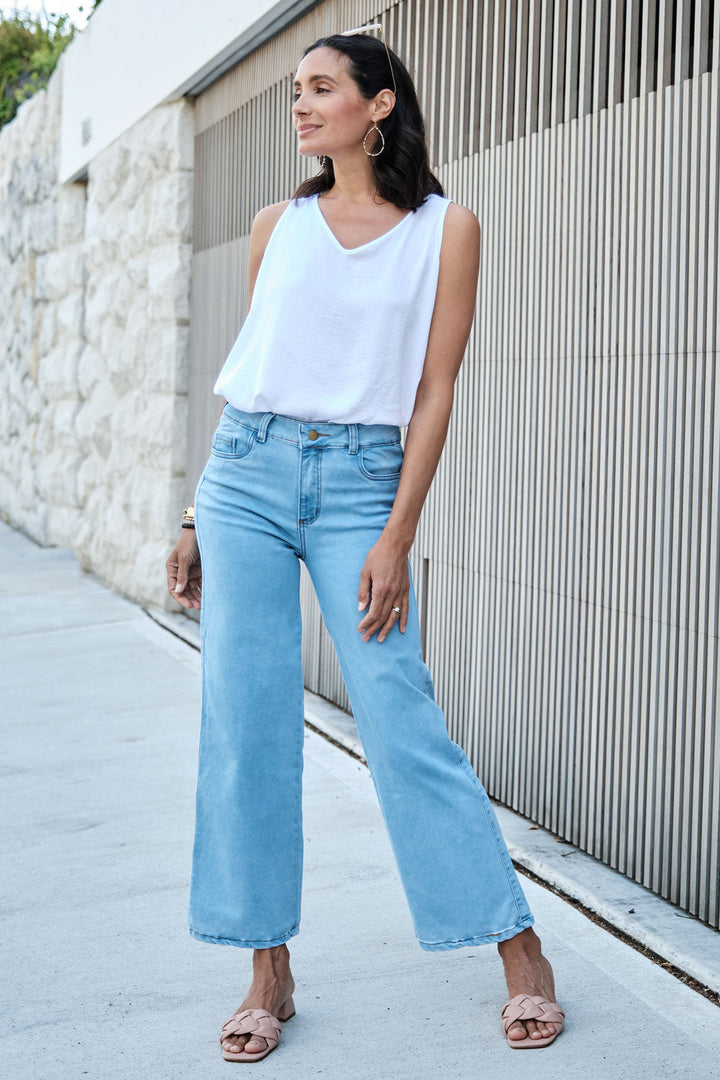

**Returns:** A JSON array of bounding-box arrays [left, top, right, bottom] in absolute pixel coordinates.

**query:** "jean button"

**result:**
[[308, 430, 319, 441]]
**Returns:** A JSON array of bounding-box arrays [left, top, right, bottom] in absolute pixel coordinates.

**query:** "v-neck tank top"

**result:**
[[214, 192, 451, 426]]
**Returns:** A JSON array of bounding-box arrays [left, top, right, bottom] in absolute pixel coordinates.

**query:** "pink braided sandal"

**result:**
[[501, 993, 565, 1048], [220, 997, 295, 1062]]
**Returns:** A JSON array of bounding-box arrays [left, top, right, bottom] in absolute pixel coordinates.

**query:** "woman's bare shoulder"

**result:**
[[246, 201, 292, 297], [248, 201, 292, 286], [251, 200, 292, 240], [436, 202, 480, 275], [442, 201, 480, 241]]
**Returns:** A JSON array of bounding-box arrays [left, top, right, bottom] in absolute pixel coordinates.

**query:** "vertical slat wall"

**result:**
[[189, 0, 720, 928]]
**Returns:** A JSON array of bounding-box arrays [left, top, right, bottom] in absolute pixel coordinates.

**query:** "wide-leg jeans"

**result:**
[[189, 405, 534, 951]]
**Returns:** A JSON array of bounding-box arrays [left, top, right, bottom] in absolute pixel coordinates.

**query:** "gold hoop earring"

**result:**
[[363, 123, 385, 157]]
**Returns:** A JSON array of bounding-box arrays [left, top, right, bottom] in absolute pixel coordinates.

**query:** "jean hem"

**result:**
[[417, 912, 535, 952], [189, 924, 300, 948]]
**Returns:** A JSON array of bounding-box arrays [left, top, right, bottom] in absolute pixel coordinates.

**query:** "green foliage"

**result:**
[[0, 9, 77, 129]]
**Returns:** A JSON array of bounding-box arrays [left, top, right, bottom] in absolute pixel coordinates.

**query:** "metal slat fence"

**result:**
[[188, 0, 720, 927]]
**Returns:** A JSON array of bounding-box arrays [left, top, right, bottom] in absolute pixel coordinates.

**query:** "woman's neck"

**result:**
[[323, 151, 383, 204]]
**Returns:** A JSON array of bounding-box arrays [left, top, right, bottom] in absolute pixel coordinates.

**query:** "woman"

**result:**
[[166, 29, 564, 1062]]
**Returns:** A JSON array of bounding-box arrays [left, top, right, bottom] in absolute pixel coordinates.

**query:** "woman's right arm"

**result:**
[[165, 201, 290, 608]]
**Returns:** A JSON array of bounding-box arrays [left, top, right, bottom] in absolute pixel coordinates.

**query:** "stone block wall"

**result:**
[[0, 58, 194, 608], [0, 64, 80, 545]]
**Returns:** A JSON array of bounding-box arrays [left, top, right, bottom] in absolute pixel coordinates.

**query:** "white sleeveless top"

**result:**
[[214, 193, 451, 426]]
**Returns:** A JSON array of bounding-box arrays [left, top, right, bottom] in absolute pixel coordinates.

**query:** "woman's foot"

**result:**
[[221, 944, 295, 1058], [497, 928, 559, 1044]]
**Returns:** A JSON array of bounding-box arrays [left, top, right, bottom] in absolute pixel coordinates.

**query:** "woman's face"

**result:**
[[292, 47, 376, 159]]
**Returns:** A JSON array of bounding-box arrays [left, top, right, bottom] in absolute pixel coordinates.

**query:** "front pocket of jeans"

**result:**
[[358, 442, 403, 480], [210, 426, 256, 459]]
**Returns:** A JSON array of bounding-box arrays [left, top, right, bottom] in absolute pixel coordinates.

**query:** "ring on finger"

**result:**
[[391, 606, 401, 614]]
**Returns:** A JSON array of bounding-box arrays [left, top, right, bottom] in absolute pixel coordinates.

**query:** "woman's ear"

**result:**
[[372, 89, 396, 122]]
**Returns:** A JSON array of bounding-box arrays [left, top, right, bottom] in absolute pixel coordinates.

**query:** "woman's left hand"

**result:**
[[357, 534, 410, 643]]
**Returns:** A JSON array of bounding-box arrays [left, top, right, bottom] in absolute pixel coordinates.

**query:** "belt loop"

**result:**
[[348, 423, 358, 455], [257, 412, 274, 443]]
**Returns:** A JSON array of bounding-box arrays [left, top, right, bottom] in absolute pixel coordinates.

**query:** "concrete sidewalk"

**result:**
[[2, 519, 719, 1080]]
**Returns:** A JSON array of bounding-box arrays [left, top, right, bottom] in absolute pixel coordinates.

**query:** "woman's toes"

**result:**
[[222, 1034, 269, 1056], [528, 1020, 557, 1039], [507, 1018, 557, 1042], [244, 1036, 268, 1055], [223, 1036, 246, 1053]]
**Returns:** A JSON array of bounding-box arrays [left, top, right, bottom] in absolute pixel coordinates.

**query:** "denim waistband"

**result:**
[[221, 404, 401, 453]]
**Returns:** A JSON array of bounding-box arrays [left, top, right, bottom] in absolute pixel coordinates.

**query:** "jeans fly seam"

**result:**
[[294, 445, 305, 559], [309, 450, 323, 525], [298, 450, 323, 527]]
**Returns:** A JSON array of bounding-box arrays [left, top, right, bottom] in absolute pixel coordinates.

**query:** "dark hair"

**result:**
[[293, 34, 443, 210]]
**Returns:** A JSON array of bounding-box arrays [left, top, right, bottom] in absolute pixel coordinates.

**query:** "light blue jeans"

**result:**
[[189, 405, 534, 951]]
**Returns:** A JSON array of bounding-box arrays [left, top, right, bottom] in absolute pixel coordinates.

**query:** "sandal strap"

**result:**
[[220, 1008, 282, 1047], [501, 994, 565, 1033]]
